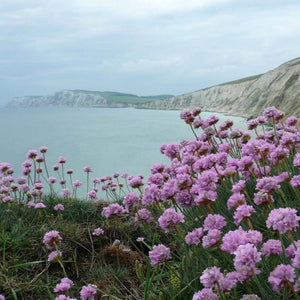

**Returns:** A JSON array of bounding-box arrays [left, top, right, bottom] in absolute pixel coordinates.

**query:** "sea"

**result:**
[[0, 107, 246, 198]]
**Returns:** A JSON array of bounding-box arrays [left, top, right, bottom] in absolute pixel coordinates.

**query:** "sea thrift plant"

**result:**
[[43, 230, 62, 249], [149, 244, 171, 266], [158, 207, 185, 233], [1, 106, 300, 299], [79, 284, 97, 300]]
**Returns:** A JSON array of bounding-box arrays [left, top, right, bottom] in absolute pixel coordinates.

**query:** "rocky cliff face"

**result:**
[[7, 90, 108, 108], [137, 57, 300, 119], [6, 57, 300, 119]]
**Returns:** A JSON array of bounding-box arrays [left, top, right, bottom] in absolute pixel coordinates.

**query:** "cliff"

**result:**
[[137, 57, 300, 119], [6, 57, 300, 119], [6, 90, 173, 108]]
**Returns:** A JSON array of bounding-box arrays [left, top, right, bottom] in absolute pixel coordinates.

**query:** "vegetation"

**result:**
[[72, 90, 172, 106], [0, 106, 300, 299], [219, 74, 262, 86]]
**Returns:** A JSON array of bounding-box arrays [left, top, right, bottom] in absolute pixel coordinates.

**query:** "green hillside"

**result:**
[[72, 90, 173, 105]]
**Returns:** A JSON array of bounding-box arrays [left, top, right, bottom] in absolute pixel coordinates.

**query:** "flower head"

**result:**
[[158, 208, 184, 233], [27, 149, 38, 159], [234, 243, 261, 280], [268, 264, 296, 292], [54, 204, 64, 211], [101, 203, 124, 218], [92, 228, 104, 236], [134, 208, 153, 224], [185, 227, 204, 245], [80, 284, 97, 300], [149, 244, 171, 266], [35, 202, 46, 209], [58, 156, 66, 164], [261, 239, 282, 256], [83, 166, 93, 173], [266, 207, 300, 234], [43, 230, 62, 249], [203, 214, 227, 231], [192, 289, 219, 300], [200, 266, 223, 289], [48, 250, 62, 262]]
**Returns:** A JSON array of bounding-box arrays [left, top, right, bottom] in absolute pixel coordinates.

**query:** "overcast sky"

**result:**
[[1, 0, 300, 104]]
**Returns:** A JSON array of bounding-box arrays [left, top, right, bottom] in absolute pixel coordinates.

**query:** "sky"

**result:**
[[1, 0, 300, 104]]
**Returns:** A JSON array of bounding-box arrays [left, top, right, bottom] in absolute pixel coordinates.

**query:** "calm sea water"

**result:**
[[0, 107, 246, 197]]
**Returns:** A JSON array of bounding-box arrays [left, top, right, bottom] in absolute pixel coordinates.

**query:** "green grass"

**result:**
[[0, 196, 148, 299], [72, 90, 173, 106]]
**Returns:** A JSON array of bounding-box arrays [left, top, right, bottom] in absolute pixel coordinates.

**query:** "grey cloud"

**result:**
[[1, 0, 300, 103]]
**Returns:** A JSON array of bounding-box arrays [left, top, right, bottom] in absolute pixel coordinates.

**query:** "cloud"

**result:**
[[1, 0, 300, 102]]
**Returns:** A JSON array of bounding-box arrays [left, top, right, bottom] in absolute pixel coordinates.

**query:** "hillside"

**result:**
[[6, 90, 173, 108], [137, 57, 300, 119], [6, 57, 300, 119]]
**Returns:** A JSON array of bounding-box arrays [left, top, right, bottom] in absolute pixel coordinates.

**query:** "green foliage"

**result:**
[[72, 90, 172, 106]]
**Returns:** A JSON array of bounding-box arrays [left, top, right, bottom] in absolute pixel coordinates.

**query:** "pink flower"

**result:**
[[55, 295, 77, 300], [180, 109, 195, 124], [227, 193, 246, 210], [291, 175, 300, 188], [53, 164, 59, 171], [2, 196, 14, 203], [294, 153, 300, 167], [234, 243, 261, 280], [200, 266, 223, 289], [48, 177, 57, 184], [92, 228, 104, 236], [203, 214, 227, 231], [158, 208, 184, 233], [83, 166, 93, 173], [27, 200, 35, 208], [112, 239, 120, 246], [80, 284, 97, 300], [43, 230, 62, 249], [221, 227, 262, 254], [286, 116, 298, 127], [48, 250, 62, 262], [149, 244, 171, 266], [123, 192, 140, 209], [0, 162, 12, 174], [54, 204, 64, 211], [58, 156, 66, 164], [61, 189, 72, 198], [35, 202, 46, 209], [35, 156, 44, 163], [87, 190, 97, 200], [54, 277, 74, 293], [73, 180, 83, 188], [39, 146, 48, 153], [268, 264, 296, 292], [202, 229, 221, 248], [285, 240, 300, 259], [0, 295, 5, 300], [233, 204, 255, 225], [136, 237, 144, 242], [266, 207, 300, 234], [261, 239, 282, 256], [185, 228, 204, 245], [134, 208, 153, 224], [192, 289, 218, 300], [294, 276, 300, 292], [101, 203, 123, 218], [129, 176, 144, 188], [219, 271, 240, 291], [27, 149, 38, 159]]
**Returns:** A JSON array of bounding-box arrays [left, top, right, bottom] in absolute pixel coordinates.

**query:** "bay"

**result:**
[[0, 107, 246, 197]]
